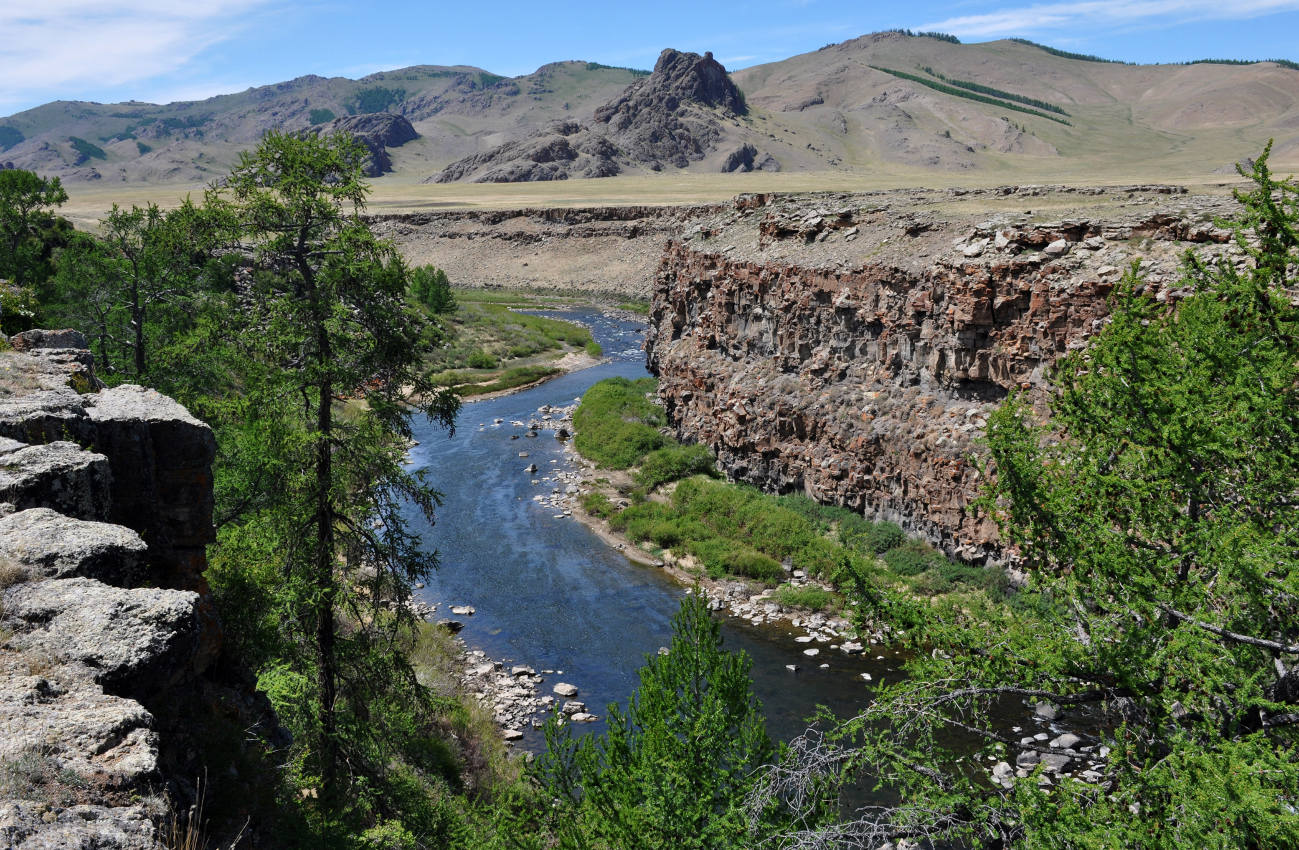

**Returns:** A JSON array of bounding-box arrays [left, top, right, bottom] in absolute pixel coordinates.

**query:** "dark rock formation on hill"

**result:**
[[430, 49, 756, 183], [0, 331, 274, 849], [317, 112, 418, 176], [646, 186, 1240, 561]]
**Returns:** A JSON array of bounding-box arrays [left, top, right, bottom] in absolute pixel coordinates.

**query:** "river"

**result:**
[[403, 308, 901, 749]]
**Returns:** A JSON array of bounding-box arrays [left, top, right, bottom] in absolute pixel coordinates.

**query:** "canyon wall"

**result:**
[[0, 331, 270, 849], [373, 204, 720, 297], [647, 187, 1241, 560]]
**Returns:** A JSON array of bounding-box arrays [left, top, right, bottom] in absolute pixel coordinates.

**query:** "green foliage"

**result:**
[[0, 169, 69, 293], [465, 349, 497, 369], [615, 300, 651, 315], [135, 141, 151, 155], [452, 365, 559, 396], [199, 130, 462, 841], [917, 66, 1069, 115], [347, 87, 406, 114], [580, 491, 618, 519], [424, 300, 593, 374], [870, 66, 1072, 125], [1009, 37, 1126, 64], [572, 376, 667, 468], [761, 145, 1299, 847], [409, 265, 455, 313], [309, 107, 337, 125], [584, 61, 651, 76], [67, 136, 106, 160], [529, 595, 783, 849], [0, 126, 24, 151], [770, 583, 835, 612], [635, 443, 716, 491], [1185, 57, 1299, 71], [583, 340, 602, 358], [885, 28, 961, 43], [880, 540, 944, 576]]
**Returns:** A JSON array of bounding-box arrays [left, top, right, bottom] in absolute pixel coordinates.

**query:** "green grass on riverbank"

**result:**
[[421, 289, 597, 395], [572, 377, 1012, 611]]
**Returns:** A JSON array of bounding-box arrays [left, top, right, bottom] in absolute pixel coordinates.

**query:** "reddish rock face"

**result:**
[[646, 188, 1239, 561]]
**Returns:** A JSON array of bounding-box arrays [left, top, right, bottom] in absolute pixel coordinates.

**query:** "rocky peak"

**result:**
[[594, 48, 745, 127], [313, 112, 419, 177]]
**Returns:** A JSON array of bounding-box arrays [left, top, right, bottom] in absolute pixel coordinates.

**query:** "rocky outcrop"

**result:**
[[647, 187, 1242, 560], [317, 112, 418, 176], [431, 49, 747, 183], [372, 203, 722, 297], [0, 331, 269, 848]]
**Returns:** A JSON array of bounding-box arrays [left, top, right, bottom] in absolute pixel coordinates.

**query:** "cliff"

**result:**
[[372, 203, 722, 297], [647, 186, 1243, 560], [0, 331, 270, 848]]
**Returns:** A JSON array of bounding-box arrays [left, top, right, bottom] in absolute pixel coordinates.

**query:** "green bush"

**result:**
[[585, 340, 603, 358], [864, 521, 906, 554], [309, 108, 337, 125], [770, 584, 835, 612], [465, 350, 497, 369], [573, 377, 668, 468], [723, 550, 784, 583], [581, 491, 618, 519], [793, 536, 842, 578], [882, 541, 944, 577], [635, 444, 716, 491]]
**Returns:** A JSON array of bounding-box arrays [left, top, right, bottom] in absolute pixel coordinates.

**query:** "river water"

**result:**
[[403, 308, 901, 749]]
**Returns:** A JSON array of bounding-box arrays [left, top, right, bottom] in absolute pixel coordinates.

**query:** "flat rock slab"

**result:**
[[0, 800, 160, 850], [3, 578, 197, 691], [0, 443, 111, 522], [0, 509, 147, 585], [0, 655, 159, 791]]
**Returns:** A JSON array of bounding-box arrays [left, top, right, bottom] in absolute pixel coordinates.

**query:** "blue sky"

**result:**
[[3, 0, 1298, 115]]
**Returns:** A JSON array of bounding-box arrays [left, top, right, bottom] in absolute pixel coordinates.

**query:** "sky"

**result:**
[[3, 0, 1299, 115]]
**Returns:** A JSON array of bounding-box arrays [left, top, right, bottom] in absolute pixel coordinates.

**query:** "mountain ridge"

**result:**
[[2, 31, 1296, 186]]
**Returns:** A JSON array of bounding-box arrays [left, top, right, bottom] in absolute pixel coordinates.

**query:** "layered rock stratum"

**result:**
[[644, 186, 1245, 560], [0, 331, 269, 849]]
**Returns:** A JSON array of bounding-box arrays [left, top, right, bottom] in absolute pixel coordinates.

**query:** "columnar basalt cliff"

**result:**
[[646, 187, 1242, 560], [0, 331, 270, 849]]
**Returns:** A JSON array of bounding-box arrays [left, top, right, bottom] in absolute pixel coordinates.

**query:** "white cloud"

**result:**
[[0, 0, 277, 110], [920, 0, 1299, 38]]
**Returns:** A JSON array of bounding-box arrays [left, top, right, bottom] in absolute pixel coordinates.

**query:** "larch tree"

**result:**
[[206, 130, 459, 818]]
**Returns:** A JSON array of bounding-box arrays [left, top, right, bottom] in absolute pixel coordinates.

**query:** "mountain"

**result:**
[[1, 31, 1296, 187], [0, 62, 645, 184], [431, 49, 757, 182]]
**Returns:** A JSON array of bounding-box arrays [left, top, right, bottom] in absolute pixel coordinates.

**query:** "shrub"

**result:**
[[793, 536, 842, 578], [882, 541, 944, 577], [585, 340, 603, 358], [723, 550, 783, 584], [309, 107, 337, 125], [466, 350, 497, 369], [580, 491, 618, 519], [863, 521, 905, 554], [770, 584, 835, 612], [635, 444, 716, 491], [573, 377, 668, 468]]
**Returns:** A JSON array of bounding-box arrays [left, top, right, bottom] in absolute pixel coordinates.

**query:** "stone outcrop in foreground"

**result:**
[[647, 186, 1243, 560], [0, 331, 262, 849]]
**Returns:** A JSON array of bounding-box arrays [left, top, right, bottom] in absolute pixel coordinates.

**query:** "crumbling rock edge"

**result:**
[[0, 330, 269, 849]]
